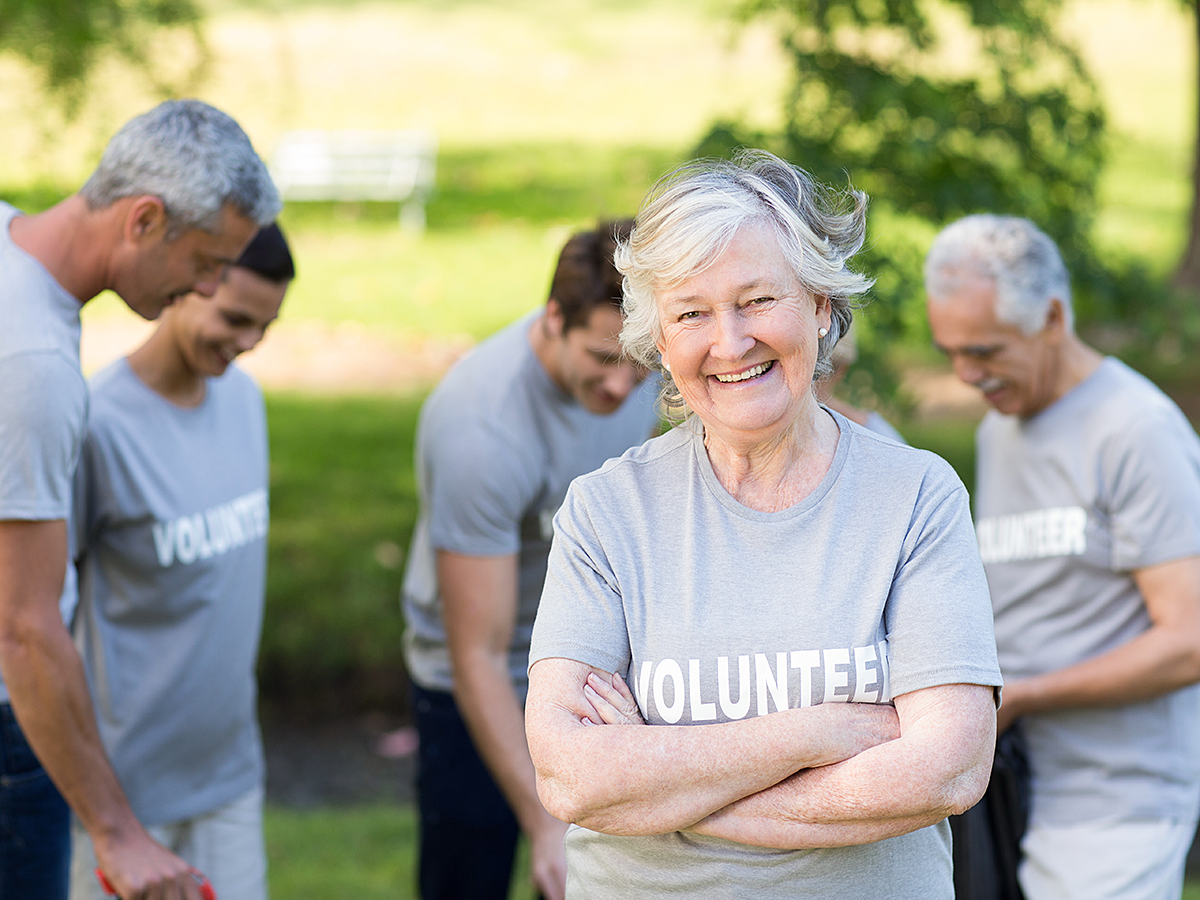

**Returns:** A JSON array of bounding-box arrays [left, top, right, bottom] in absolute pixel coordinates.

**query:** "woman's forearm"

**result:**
[[687, 683, 996, 849], [526, 658, 900, 835]]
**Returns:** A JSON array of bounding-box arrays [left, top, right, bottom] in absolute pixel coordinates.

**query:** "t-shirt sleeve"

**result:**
[[884, 462, 1003, 699], [0, 352, 86, 521], [529, 482, 631, 676], [1103, 407, 1200, 571], [423, 416, 542, 558]]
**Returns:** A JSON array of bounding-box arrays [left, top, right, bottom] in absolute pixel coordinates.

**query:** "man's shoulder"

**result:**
[[0, 350, 85, 420], [0, 208, 81, 359], [1071, 359, 1192, 447], [421, 316, 545, 442], [87, 358, 144, 418]]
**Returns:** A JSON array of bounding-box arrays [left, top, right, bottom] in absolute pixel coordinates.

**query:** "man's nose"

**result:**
[[950, 353, 984, 387], [604, 363, 641, 402]]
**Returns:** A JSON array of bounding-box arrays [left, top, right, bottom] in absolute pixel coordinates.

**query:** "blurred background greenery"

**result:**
[[3, 0, 1198, 895]]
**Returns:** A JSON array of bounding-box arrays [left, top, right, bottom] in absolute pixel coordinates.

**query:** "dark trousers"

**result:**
[[413, 684, 521, 900], [0, 702, 70, 900]]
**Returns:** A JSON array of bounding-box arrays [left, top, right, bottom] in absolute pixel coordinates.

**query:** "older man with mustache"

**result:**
[[925, 214, 1200, 900]]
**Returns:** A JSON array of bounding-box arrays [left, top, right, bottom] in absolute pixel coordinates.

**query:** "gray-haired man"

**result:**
[[925, 214, 1200, 900], [0, 99, 279, 900]]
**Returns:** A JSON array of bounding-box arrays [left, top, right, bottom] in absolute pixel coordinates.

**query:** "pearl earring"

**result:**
[[818, 327, 828, 338]]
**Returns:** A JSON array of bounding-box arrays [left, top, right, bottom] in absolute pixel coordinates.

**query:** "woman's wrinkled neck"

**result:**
[[702, 400, 839, 512]]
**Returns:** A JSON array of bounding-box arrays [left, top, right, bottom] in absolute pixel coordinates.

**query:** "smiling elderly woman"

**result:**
[[523, 151, 1003, 899]]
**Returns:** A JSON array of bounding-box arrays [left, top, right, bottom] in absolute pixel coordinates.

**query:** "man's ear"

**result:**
[[1043, 297, 1067, 340], [124, 196, 169, 247], [544, 298, 566, 339]]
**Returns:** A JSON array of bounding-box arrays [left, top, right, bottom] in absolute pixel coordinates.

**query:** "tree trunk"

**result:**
[[1173, 0, 1200, 292]]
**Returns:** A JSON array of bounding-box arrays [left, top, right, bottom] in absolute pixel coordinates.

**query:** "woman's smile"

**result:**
[[712, 360, 775, 383]]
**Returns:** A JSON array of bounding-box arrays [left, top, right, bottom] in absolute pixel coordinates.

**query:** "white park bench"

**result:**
[[269, 130, 438, 231]]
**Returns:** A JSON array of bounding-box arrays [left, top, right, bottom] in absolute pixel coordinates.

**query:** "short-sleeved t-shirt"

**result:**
[[0, 202, 87, 701], [401, 311, 661, 698], [529, 412, 1002, 899], [975, 357, 1200, 827], [73, 359, 269, 824]]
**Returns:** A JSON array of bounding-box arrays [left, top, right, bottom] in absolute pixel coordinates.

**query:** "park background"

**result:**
[[2, 0, 1198, 895]]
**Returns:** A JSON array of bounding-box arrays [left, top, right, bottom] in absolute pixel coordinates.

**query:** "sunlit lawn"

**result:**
[[266, 804, 537, 900]]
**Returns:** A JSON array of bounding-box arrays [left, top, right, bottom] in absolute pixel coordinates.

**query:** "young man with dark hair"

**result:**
[[69, 223, 294, 900], [402, 220, 659, 900]]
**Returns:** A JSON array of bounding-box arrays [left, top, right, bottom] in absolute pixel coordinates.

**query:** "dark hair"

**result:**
[[549, 219, 633, 332], [234, 222, 295, 284]]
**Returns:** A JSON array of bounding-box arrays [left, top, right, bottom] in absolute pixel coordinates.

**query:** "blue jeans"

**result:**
[[413, 684, 520, 900], [0, 702, 70, 900]]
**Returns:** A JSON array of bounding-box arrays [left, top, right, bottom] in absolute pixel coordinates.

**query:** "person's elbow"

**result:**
[[527, 712, 589, 824], [0, 601, 56, 657], [528, 729, 651, 834], [900, 683, 997, 820], [940, 753, 993, 817], [1174, 637, 1200, 686], [529, 748, 579, 824]]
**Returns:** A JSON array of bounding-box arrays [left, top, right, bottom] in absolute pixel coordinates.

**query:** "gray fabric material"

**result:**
[[529, 411, 1001, 898], [72, 359, 268, 825], [401, 311, 661, 698], [976, 357, 1200, 827], [0, 201, 87, 702]]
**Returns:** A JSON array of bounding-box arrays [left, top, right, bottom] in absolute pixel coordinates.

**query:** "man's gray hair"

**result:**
[[924, 214, 1073, 334], [616, 150, 874, 416], [81, 99, 281, 236]]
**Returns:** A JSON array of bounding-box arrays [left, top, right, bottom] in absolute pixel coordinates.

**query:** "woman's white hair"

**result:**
[[616, 150, 874, 417], [924, 214, 1073, 335]]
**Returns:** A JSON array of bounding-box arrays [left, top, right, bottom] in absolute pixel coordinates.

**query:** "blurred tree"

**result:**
[[697, 0, 1117, 405], [1172, 0, 1200, 292], [0, 0, 206, 114]]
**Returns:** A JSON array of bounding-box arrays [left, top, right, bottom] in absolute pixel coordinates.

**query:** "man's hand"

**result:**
[[94, 821, 210, 900]]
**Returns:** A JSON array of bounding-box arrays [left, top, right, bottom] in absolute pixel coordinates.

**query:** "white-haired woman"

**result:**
[[524, 151, 1002, 898]]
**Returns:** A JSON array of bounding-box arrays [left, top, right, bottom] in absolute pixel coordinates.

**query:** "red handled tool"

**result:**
[[96, 867, 216, 900]]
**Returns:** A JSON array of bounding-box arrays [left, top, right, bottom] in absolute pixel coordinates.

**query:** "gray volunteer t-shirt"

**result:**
[[402, 311, 661, 699], [529, 412, 1001, 899], [73, 359, 268, 824], [0, 202, 87, 702], [408, 314, 662, 700], [975, 357, 1200, 827]]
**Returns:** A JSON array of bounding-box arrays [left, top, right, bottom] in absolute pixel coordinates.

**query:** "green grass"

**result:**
[[261, 392, 423, 710], [266, 805, 419, 898], [265, 804, 536, 900]]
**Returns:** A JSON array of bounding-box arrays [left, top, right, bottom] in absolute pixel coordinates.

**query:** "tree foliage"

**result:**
[[1172, 0, 1200, 292], [0, 0, 206, 112], [698, 0, 1119, 404]]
